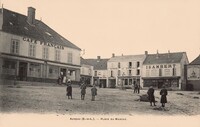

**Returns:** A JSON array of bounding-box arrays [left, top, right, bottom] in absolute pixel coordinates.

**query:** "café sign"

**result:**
[[23, 37, 64, 50]]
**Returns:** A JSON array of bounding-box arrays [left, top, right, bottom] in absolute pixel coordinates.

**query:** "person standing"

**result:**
[[160, 85, 168, 107], [66, 82, 72, 99], [137, 82, 140, 94], [133, 82, 138, 93], [147, 86, 156, 106], [80, 82, 87, 100], [91, 85, 97, 101]]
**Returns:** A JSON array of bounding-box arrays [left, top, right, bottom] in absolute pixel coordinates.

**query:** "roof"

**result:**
[[108, 54, 146, 62], [190, 55, 200, 65], [81, 57, 109, 70], [143, 52, 185, 65], [0, 8, 81, 50]]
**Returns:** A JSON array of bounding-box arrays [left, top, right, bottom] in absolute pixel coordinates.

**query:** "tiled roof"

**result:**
[[190, 55, 200, 65], [81, 57, 109, 70], [143, 52, 185, 65], [0, 8, 81, 50], [108, 54, 146, 62]]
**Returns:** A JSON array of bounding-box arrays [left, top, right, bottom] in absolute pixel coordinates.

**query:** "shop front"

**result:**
[[0, 53, 80, 84], [143, 76, 180, 89]]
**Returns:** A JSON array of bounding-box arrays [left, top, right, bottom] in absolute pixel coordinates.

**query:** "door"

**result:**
[[18, 62, 27, 81]]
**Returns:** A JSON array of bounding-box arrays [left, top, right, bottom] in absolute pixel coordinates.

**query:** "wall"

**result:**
[[81, 64, 93, 76], [187, 65, 200, 90], [0, 32, 80, 66]]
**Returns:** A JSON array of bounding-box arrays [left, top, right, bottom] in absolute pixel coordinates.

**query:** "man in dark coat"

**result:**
[[91, 85, 97, 101], [66, 82, 72, 99], [137, 83, 140, 94], [160, 85, 168, 107], [133, 82, 138, 93], [147, 86, 156, 106], [80, 82, 87, 100]]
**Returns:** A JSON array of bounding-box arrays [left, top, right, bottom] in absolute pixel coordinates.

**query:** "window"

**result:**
[[159, 69, 162, 76], [118, 70, 121, 76], [48, 65, 59, 78], [43, 46, 49, 59], [129, 79, 133, 85], [124, 79, 128, 85], [55, 49, 61, 61], [29, 43, 36, 57], [2, 60, 16, 69], [95, 71, 97, 76], [129, 62, 132, 68], [136, 69, 140, 75], [137, 61, 140, 68], [118, 62, 121, 68], [173, 68, 176, 76], [111, 70, 113, 77], [129, 70, 132, 76], [2, 60, 16, 75], [11, 39, 19, 54], [68, 52, 73, 63], [29, 63, 41, 77]]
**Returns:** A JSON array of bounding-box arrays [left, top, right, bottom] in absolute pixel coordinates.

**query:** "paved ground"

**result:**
[[0, 85, 200, 116]]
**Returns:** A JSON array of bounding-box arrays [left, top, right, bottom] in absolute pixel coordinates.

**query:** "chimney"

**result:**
[[27, 7, 36, 25], [112, 53, 115, 57], [168, 50, 170, 58], [145, 51, 148, 55], [156, 50, 159, 58]]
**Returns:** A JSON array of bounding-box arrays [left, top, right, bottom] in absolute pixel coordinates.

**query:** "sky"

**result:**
[[1, 0, 200, 62]]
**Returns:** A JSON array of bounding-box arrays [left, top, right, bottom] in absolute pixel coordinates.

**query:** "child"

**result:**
[[91, 85, 97, 101], [66, 82, 72, 99], [80, 82, 87, 100], [160, 85, 168, 107]]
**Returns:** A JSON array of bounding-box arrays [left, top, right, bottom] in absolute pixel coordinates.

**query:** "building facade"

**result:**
[[107, 53, 146, 88], [82, 56, 109, 88], [142, 51, 189, 90], [80, 57, 93, 85], [186, 55, 200, 90], [0, 7, 81, 85]]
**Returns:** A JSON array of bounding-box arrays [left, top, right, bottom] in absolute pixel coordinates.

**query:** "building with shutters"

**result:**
[[107, 53, 146, 88], [0, 7, 81, 85]]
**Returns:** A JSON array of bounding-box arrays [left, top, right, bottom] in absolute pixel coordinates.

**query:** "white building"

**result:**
[[0, 7, 81, 85], [107, 53, 146, 88]]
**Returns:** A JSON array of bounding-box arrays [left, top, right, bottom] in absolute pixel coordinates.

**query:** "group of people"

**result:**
[[132, 82, 140, 94], [66, 81, 98, 101], [147, 85, 168, 107], [66, 79, 168, 107]]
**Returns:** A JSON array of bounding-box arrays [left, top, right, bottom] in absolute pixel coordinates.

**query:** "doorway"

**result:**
[[18, 62, 28, 81]]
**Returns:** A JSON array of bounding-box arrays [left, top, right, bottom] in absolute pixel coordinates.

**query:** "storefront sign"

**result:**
[[146, 64, 176, 69], [23, 37, 64, 50], [187, 67, 200, 80]]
